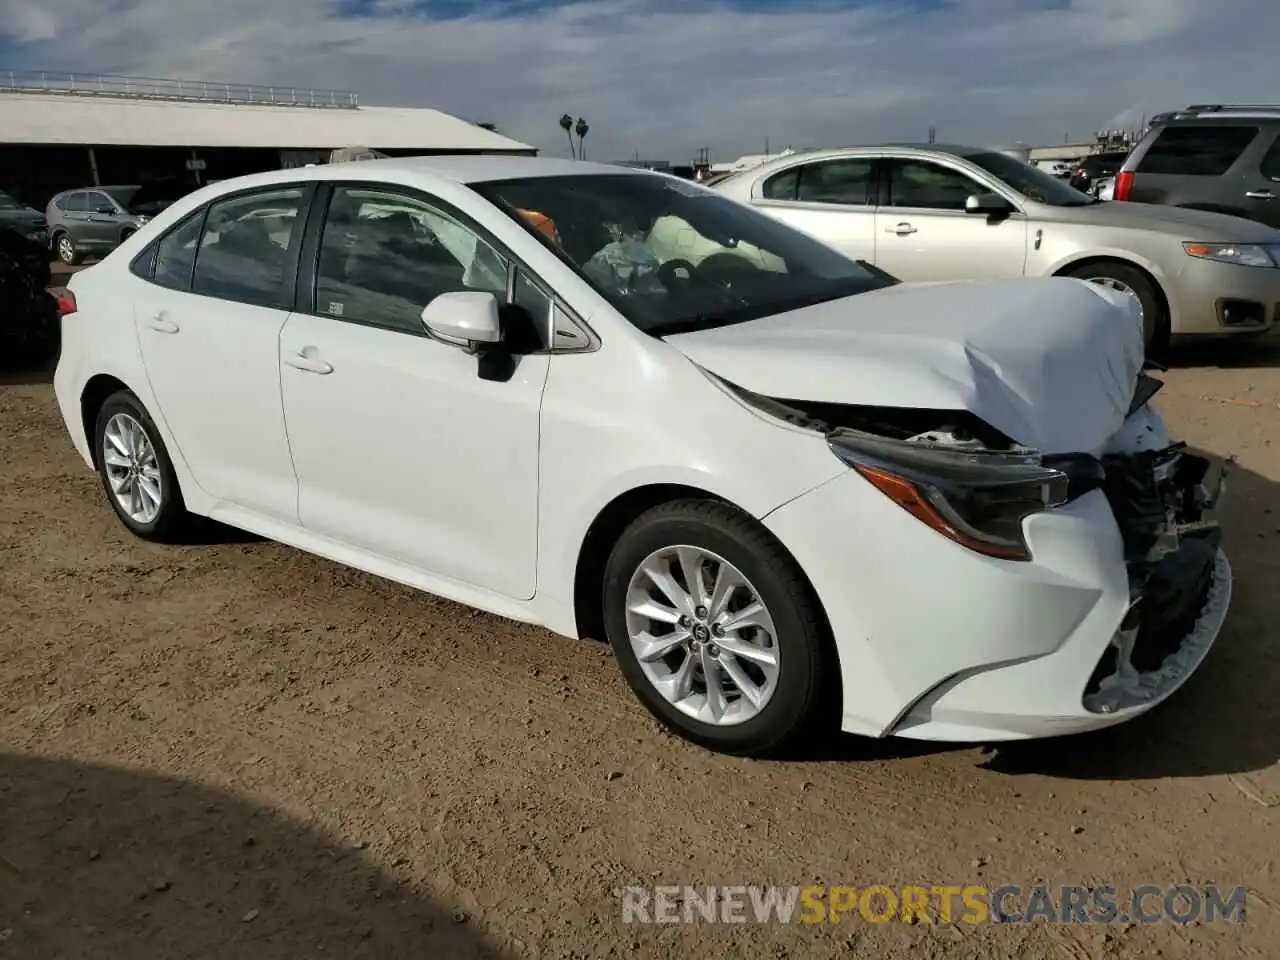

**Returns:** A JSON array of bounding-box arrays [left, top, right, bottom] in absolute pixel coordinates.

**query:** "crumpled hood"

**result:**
[[665, 277, 1145, 455]]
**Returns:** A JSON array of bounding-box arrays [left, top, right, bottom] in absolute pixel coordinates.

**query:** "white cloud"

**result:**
[[2, 0, 1277, 162]]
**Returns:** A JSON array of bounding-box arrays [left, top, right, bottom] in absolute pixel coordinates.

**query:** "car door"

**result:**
[[133, 184, 311, 523], [62, 191, 94, 247], [874, 156, 1028, 282], [83, 191, 123, 249], [748, 157, 877, 262], [278, 182, 549, 601], [1245, 129, 1280, 227]]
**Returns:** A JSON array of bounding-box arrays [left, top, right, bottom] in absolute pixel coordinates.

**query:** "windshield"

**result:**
[[0, 191, 24, 211], [472, 173, 890, 337], [964, 152, 1097, 206]]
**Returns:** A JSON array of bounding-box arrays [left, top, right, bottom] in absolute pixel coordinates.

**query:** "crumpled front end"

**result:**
[[1079, 403, 1231, 715]]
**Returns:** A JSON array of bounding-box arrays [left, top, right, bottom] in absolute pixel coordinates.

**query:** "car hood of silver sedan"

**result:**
[[664, 277, 1146, 456], [1038, 198, 1280, 240]]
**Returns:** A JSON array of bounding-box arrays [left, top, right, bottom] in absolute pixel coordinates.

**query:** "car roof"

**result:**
[[188, 155, 647, 196]]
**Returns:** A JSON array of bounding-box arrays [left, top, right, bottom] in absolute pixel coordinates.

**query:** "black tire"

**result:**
[[602, 499, 833, 757], [93, 390, 191, 542], [54, 231, 81, 266], [1064, 261, 1166, 352]]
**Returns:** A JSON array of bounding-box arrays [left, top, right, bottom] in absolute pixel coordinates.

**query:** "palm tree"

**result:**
[[559, 114, 576, 159], [575, 118, 589, 160]]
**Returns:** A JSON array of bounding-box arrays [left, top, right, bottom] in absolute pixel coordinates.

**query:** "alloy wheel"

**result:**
[[624, 545, 780, 726], [1085, 276, 1144, 321], [102, 412, 163, 525]]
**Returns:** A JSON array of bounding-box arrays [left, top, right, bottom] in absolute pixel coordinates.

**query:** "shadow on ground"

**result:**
[[0, 754, 513, 958], [1165, 335, 1280, 369]]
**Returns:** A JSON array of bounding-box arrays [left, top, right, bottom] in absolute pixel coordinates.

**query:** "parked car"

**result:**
[[0, 226, 59, 369], [1069, 150, 1130, 194], [46, 180, 191, 265], [712, 144, 1280, 348], [0, 189, 49, 250], [1113, 104, 1280, 228], [53, 158, 1229, 756]]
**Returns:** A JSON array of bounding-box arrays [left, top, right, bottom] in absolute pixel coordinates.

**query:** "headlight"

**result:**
[[1182, 242, 1279, 268], [830, 430, 1069, 561]]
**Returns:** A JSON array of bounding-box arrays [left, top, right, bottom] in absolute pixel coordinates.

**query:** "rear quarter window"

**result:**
[[1136, 125, 1259, 176]]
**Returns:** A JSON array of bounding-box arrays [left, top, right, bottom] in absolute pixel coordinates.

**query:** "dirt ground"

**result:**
[[2, 342, 1279, 960]]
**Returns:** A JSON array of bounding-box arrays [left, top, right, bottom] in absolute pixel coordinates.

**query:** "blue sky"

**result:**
[[1, 0, 1277, 161]]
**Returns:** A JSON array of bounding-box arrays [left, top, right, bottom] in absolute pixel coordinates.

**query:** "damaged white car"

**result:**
[[53, 158, 1230, 757]]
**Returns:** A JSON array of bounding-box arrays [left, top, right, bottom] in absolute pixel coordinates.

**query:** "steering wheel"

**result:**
[[695, 252, 761, 287], [656, 258, 697, 290]]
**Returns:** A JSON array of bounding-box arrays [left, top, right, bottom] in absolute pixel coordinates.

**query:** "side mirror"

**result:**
[[421, 290, 502, 352], [96, 205, 115, 215], [964, 193, 1014, 216]]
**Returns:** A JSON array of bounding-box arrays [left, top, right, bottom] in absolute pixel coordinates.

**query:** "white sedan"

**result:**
[[53, 157, 1231, 756]]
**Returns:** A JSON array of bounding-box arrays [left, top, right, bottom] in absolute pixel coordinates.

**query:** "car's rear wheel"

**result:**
[[93, 390, 191, 542], [602, 499, 832, 757], [54, 232, 81, 265], [1065, 261, 1166, 351]]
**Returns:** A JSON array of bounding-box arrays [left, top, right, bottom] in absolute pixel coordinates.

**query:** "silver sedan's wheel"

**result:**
[[624, 544, 780, 726], [1083, 275, 1144, 321], [102, 412, 163, 525]]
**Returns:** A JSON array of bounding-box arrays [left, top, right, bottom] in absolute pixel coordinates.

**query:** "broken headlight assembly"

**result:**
[[829, 430, 1069, 561]]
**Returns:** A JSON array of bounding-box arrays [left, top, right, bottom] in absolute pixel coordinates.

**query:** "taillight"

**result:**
[[54, 289, 77, 316], [1113, 170, 1134, 202]]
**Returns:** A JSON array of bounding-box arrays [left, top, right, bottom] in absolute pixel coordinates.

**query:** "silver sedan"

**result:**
[[712, 144, 1280, 348]]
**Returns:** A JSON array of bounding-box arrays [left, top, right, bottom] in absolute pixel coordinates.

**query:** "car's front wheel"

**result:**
[[603, 499, 832, 757], [1065, 261, 1166, 351], [93, 390, 191, 542]]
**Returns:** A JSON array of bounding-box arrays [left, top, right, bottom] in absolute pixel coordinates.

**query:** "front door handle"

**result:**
[[284, 352, 334, 375], [1246, 190, 1276, 200], [886, 222, 917, 236], [147, 316, 179, 334]]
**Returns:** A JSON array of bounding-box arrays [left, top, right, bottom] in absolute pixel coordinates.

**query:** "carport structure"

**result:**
[[0, 70, 536, 209]]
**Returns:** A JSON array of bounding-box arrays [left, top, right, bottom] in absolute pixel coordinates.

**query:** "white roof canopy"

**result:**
[[0, 92, 534, 153]]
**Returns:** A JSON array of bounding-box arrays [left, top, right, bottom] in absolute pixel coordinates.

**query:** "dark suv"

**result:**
[[1067, 150, 1130, 195], [1115, 105, 1280, 227]]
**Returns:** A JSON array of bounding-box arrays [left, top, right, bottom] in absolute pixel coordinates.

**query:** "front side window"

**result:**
[[964, 151, 1094, 206], [86, 192, 116, 213], [473, 173, 888, 337], [885, 160, 986, 211], [191, 187, 305, 308], [314, 186, 508, 334], [1258, 134, 1280, 181], [795, 159, 874, 205], [1136, 125, 1258, 176]]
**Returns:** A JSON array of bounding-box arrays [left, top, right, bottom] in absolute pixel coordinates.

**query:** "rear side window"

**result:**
[[1260, 136, 1280, 181], [796, 159, 874, 205], [152, 213, 204, 290], [1136, 125, 1258, 176], [191, 187, 305, 308], [762, 168, 800, 200], [67, 193, 88, 213]]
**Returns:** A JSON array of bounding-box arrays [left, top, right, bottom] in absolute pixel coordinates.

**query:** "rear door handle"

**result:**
[[1246, 190, 1276, 200], [885, 222, 917, 236], [147, 316, 179, 334], [284, 352, 334, 375]]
